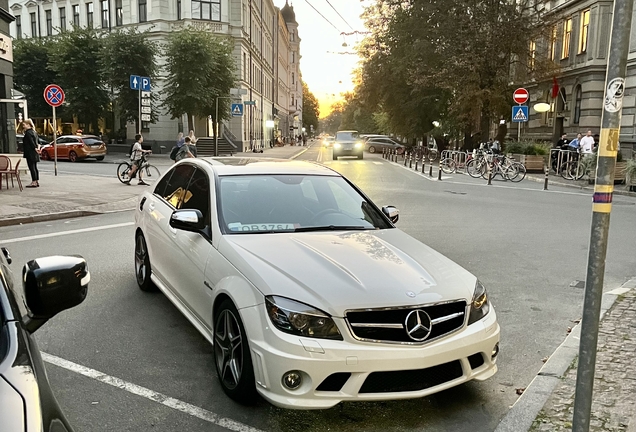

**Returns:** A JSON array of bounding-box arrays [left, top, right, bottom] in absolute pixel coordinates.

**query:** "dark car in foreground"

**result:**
[[0, 246, 89, 432]]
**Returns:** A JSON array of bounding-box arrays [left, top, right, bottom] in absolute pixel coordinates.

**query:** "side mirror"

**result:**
[[1, 247, 11, 264], [170, 209, 205, 232], [22, 255, 89, 333], [382, 206, 399, 224]]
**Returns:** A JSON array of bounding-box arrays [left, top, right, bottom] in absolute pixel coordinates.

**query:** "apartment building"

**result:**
[[9, 0, 302, 151]]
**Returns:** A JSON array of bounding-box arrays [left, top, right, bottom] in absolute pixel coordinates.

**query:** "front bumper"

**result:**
[[241, 304, 500, 409], [333, 148, 363, 157]]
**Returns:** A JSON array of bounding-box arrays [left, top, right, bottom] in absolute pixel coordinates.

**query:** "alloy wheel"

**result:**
[[215, 310, 244, 390], [135, 234, 147, 286]]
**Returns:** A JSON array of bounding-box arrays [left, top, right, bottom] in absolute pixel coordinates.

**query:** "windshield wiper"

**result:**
[[293, 225, 374, 232]]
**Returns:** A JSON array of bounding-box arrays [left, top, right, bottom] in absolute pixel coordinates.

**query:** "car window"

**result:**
[[180, 168, 210, 224], [160, 164, 196, 208], [83, 138, 103, 145], [336, 132, 359, 141], [217, 175, 391, 234], [154, 167, 175, 197]]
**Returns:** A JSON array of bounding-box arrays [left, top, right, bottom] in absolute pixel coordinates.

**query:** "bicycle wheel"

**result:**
[[440, 158, 457, 174], [481, 163, 497, 179], [466, 159, 485, 178], [506, 163, 526, 182], [117, 162, 132, 184], [569, 161, 585, 180], [560, 162, 573, 180], [141, 165, 161, 185], [428, 149, 439, 162]]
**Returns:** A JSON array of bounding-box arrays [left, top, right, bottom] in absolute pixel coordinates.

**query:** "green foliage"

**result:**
[[163, 26, 236, 131], [623, 158, 636, 184], [320, 102, 344, 135], [49, 26, 109, 133], [302, 82, 319, 133], [13, 38, 59, 118], [504, 140, 550, 155], [102, 28, 159, 124]]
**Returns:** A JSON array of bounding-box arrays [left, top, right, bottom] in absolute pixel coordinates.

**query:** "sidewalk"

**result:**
[[0, 143, 313, 227], [526, 172, 636, 198]]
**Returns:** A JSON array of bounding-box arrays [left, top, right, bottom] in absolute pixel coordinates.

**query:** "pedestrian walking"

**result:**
[[302, 135, 307, 146], [188, 130, 198, 157], [175, 137, 195, 161], [580, 130, 595, 154], [22, 119, 41, 188], [176, 132, 185, 147], [124, 134, 151, 186]]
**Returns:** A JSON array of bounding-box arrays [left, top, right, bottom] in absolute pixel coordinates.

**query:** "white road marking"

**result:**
[[42, 353, 264, 432], [339, 161, 349, 165], [1, 222, 134, 244]]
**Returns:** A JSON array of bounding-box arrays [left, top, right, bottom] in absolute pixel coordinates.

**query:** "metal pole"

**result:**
[[572, 0, 633, 430], [53, 105, 57, 176], [517, 119, 521, 141], [215, 97, 219, 157], [138, 87, 141, 135]]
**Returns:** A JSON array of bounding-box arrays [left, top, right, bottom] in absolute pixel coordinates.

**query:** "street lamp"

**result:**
[[533, 102, 551, 113]]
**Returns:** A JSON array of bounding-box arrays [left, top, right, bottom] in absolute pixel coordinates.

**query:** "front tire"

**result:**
[[96, 156, 105, 161], [135, 232, 156, 292], [69, 151, 78, 162], [117, 162, 132, 184], [41, 151, 50, 161], [368, 146, 376, 153], [214, 300, 257, 404]]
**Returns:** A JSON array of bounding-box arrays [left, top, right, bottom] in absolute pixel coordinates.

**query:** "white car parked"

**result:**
[[134, 158, 500, 409]]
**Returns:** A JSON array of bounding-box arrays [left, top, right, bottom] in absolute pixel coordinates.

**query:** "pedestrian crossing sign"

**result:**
[[231, 103, 244, 117], [512, 106, 529, 123]]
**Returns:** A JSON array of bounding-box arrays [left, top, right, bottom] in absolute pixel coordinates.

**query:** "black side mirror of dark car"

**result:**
[[382, 206, 400, 224], [170, 209, 206, 232], [22, 255, 89, 333]]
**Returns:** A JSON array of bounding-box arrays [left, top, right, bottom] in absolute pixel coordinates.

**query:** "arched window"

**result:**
[[574, 85, 582, 124]]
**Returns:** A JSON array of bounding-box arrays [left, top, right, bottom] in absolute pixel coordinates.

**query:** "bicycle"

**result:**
[[117, 153, 161, 185]]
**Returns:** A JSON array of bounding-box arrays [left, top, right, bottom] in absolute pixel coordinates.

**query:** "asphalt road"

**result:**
[[2, 146, 635, 432]]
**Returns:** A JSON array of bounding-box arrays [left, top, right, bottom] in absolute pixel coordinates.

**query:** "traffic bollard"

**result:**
[[543, 165, 549, 190], [487, 165, 492, 185], [414, 158, 418, 171], [404, 153, 408, 166], [438, 162, 442, 181], [421, 158, 426, 173], [409, 154, 413, 168], [429, 163, 433, 177]]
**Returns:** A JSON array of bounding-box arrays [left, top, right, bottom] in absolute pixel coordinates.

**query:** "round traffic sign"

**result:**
[[44, 84, 65, 107], [513, 88, 529, 105]]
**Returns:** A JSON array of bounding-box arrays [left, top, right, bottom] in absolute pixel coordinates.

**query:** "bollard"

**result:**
[[421, 157, 426, 173], [429, 162, 433, 177], [543, 165, 549, 190], [409, 154, 413, 168], [438, 161, 442, 180], [404, 152, 408, 166], [487, 164, 493, 185], [414, 158, 418, 171]]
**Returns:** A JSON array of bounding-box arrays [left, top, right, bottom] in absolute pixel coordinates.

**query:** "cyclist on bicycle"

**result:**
[[124, 134, 152, 186]]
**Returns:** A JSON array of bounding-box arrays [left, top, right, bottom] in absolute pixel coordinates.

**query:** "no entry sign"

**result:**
[[513, 88, 529, 105], [44, 84, 65, 107]]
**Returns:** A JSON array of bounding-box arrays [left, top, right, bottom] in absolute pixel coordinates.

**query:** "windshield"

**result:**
[[336, 132, 359, 141], [217, 175, 392, 234]]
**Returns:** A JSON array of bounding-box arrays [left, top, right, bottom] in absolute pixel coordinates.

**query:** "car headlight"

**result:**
[[467, 280, 490, 325], [334, 143, 342, 148], [355, 142, 363, 148], [265, 296, 343, 340]]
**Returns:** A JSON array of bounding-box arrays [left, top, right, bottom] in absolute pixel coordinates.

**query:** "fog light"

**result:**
[[282, 371, 303, 390], [492, 343, 500, 360]]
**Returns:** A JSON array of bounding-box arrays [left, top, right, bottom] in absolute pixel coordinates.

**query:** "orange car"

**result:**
[[41, 135, 107, 162]]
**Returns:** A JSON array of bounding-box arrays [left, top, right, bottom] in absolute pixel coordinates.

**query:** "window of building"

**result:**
[[291, 31, 294, 42], [30, 12, 37, 37], [291, 73, 295, 85], [16, 15, 22, 39], [579, 10, 590, 53], [292, 52, 295, 64], [59, 7, 66, 31], [243, 53, 247, 80], [574, 85, 582, 124], [529, 40, 536, 70], [116, 0, 123, 26], [177, 0, 181, 19], [562, 18, 572, 59], [45, 10, 52, 35], [86, 3, 94, 27], [191, 0, 221, 21], [73, 5, 80, 26], [139, 0, 147, 22], [101, 0, 109, 28], [549, 26, 557, 61]]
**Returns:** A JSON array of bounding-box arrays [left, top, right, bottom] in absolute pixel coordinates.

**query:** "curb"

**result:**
[[525, 174, 636, 198], [0, 210, 100, 227], [493, 278, 636, 432]]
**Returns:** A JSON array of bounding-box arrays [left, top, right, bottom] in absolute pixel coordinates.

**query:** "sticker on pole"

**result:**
[[44, 84, 65, 107], [604, 78, 625, 113]]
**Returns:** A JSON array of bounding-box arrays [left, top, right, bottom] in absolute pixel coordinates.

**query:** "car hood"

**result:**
[[219, 229, 476, 317]]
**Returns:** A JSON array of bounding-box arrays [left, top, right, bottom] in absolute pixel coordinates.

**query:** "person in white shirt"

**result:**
[[580, 130, 595, 154], [125, 134, 151, 185]]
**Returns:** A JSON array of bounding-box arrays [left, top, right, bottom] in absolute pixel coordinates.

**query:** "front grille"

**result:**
[[359, 360, 463, 393], [346, 300, 467, 343], [316, 373, 351, 392]]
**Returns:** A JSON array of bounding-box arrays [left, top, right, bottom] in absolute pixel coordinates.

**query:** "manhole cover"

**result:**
[[570, 280, 585, 289]]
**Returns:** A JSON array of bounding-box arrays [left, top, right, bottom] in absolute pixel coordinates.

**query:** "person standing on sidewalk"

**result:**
[[22, 119, 41, 188], [580, 130, 595, 154]]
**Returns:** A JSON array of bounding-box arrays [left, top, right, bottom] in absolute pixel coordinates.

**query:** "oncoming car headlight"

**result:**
[[334, 143, 342, 148], [265, 296, 343, 340], [467, 280, 491, 325], [355, 142, 363, 148]]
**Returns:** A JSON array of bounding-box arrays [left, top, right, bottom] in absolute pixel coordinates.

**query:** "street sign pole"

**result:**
[[44, 84, 65, 177], [138, 86, 141, 134], [215, 97, 219, 157], [53, 105, 57, 176], [518, 110, 521, 141], [572, 0, 633, 430]]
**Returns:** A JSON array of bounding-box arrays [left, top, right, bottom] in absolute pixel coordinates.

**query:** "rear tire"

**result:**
[[135, 232, 156, 292], [466, 159, 486, 178], [440, 158, 457, 174], [69, 151, 78, 162], [141, 165, 161, 185], [368, 146, 376, 153], [96, 156, 105, 161], [41, 151, 50, 161]]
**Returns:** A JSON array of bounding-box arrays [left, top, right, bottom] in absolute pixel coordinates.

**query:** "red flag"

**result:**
[[551, 77, 559, 99]]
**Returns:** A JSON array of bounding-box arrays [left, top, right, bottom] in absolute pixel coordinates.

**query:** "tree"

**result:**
[[163, 26, 236, 134], [49, 26, 109, 133], [320, 101, 344, 135], [302, 82, 319, 133], [13, 38, 59, 119], [102, 28, 159, 128]]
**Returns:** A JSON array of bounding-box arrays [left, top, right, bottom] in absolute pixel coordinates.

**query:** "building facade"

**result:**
[[9, 0, 302, 151], [0, 0, 14, 153], [525, 0, 636, 153]]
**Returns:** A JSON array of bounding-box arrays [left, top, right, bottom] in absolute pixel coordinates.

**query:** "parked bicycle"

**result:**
[[466, 151, 526, 182], [117, 153, 161, 185]]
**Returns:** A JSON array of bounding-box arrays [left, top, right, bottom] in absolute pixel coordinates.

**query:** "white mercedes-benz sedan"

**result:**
[[133, 157, 500, 409]]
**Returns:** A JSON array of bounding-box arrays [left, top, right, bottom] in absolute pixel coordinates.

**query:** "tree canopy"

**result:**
[[13, 38, 58, 119], [302, 82, 319, 133]]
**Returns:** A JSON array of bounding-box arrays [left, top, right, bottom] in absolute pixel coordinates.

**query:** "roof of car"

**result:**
[[201, 157, 339, 176], [336, 130, 358, 133], [57, 135, 101, 139]]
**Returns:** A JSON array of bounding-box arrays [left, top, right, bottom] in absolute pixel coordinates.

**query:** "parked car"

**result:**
[[0, 246, 89, 431], [15, 134, 51, 153], [40, 135, 107, 162], [322, 136, 335, 148], [365, 137, 406, 154], [333, 130, 364, 160], [133, 157, 500, 409]]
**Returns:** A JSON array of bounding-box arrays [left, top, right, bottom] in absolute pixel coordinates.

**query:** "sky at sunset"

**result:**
[[273, 0, 368, 117]]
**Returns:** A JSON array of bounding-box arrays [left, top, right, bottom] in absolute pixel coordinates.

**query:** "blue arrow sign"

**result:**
[[231, 103, 244, 117], [130, 75, 140, 90], [512, 105, 529, 123]]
